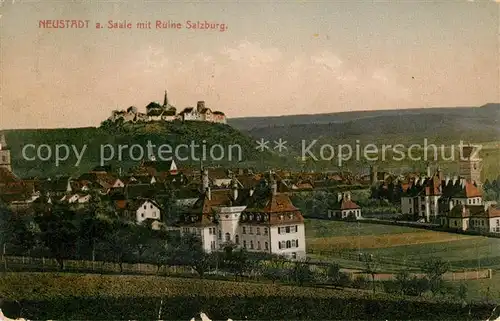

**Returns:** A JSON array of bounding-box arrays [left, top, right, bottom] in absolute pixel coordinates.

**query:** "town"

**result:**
[[1, 129, 498, 263]]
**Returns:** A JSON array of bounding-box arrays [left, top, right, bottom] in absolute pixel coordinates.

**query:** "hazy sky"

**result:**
[[0, 0, 499, 129]]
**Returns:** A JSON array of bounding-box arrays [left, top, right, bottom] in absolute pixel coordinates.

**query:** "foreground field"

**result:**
[[0, 273, 495, 320]]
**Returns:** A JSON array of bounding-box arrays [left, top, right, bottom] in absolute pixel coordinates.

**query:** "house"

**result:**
[[178, 101, 227, 124], [115, 198, 163, 226], [440, 203, 500, 233], [177, 170, 307, 260], [326, 192, 362, 220]]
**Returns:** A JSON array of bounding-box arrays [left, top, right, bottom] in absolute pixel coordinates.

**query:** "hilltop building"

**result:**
[[108, 90, 227, 124]]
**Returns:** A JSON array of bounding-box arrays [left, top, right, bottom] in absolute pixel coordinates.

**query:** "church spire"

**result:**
[[163, 90, 168, 107], [0, 134, 5, 150]]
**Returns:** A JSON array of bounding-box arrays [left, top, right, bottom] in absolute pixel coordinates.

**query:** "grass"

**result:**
[[304, 219, 424, 238], [307, 231, 474, 252], [0, 272, 495, 320], [305, 219, 500, 271]]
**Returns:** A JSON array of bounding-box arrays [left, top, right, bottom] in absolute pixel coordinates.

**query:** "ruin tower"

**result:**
[[459, 145, 482, 188], [0, 133, 12, 172], [163, 90, 168, 107]]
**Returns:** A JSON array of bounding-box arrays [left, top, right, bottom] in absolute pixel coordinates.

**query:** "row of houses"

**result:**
[[108, 91, 227, 124]]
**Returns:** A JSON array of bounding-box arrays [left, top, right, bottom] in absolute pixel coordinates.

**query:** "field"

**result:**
[[305, 219, 500, 270], [0, 272, 495, 320], [305, 219, 500, 301]]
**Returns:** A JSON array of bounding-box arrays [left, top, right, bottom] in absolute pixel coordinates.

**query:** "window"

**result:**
[[294, 225, 298, 232], [256, 227, 261, 235], [280, 241, 285, 249], [249, 227, 253, 234], [235, 235, 239, 244], [264, 228, 268, 235], [408, 199, 411, 204], [454, 221, 457, 227], [211, 241, 216, 250], [141, 213, 144, 218], [218, 230, 222, 240], [225, 233, 230, 242], [153, 212, 156, 217], [497, 219, 499, 226], [292, 252, 297, 259], [265, 242, 269, 250], [243, 241, 247, 248], [278, 242, 281, 249], [143, 205, 146, 210], [292, 240, 296, 247], [1, 156, 6, 163], [150, 205, 153, 209], [257, 241, 261, 250], [286, 226, 290, 233], [243, 227, 246, 234], [250, 241, 254, 249], [286, 240, 291, 248], [278, 227, 281, 234], [296, 239, 299, 247]]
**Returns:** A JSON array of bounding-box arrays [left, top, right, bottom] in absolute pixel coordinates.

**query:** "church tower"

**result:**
[[0, 133, 12, 172], [163, 90, 168, 108], [459, 145, 482, 188]]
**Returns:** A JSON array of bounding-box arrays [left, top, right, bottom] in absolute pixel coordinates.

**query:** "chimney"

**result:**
[[202, 169, 209, 190], [452, 176, 458, 185], [271, 179, 277, 195], [445, 176, 450, 186], [206, 187, 211, 200], [345, 192, 351, 201], [232, 179, 238, 200], [337, 192, 342, 202], [426, 164, 431, 177]]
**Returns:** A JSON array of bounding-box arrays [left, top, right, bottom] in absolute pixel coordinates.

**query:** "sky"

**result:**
[[0, 0, 499, 129]]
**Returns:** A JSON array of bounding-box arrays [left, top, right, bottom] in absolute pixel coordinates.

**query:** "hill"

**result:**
[[3, 120, 285, 178], [228, 103, 500, 131]]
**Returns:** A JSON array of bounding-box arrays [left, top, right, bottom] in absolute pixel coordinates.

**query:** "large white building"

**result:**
[[177, 171, 306, 260]]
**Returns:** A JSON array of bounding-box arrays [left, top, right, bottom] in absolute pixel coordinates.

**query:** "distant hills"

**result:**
[[229, 103, 500, 146]]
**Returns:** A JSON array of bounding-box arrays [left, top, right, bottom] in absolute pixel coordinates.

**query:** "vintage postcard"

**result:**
[[0, 0, 499, 320]]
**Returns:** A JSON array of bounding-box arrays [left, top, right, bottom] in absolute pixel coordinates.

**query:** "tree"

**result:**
[[325, 263, 342, 287], [79, 214, 113, 262], [458, 282, 468, 305], [291, 260, 314, 286], [360, 253, 378, 294], [421, 258, 450, 296], [261, 256, 287, 284], [35, 208, 79, 270], [221, 243, 250, 280], [99, 221, 136, 272]]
